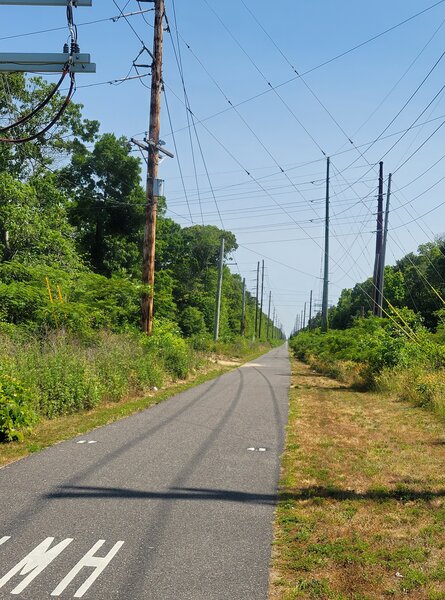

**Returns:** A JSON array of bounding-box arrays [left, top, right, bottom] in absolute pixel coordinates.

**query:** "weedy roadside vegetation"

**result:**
[[289, 312, 445, 421], [270, 360, 445, 600], [0, 321, 278, 443]]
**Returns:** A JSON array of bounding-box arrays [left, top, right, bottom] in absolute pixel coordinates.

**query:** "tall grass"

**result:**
[[0, 324, 198, 440], [0, 323, 280, 441], [289, 317, 445, 420]]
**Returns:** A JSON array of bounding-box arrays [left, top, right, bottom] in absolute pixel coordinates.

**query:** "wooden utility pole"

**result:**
[[303, 301, 307, 330], [321, 157, 330, 333], [240, 277, 246, 336], [272, 308, 276, 339], [142, 0, 165, 335], [254, 261, 260, 340], [266, 290, 271, 340], [378, 172, 392, 314], [308, 290, 313, 330], [259, 260, 265, 339], [372, 161, 384, 317], [213, 237, 225, 341]]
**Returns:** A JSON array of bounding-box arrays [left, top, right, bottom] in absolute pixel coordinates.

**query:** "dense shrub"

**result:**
[[179, 306, 207, 337], [143, 319, 195, 379], [290, 316, 445, 417], [0, 375, 37, 441], [0, 321, 281, 442], [35, 344, 101, 418]]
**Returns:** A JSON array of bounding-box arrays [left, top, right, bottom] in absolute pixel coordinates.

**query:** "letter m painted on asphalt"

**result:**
[[0, 537, 73, 595]]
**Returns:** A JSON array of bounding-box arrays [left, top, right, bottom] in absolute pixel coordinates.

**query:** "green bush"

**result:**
[[143, 319, 194, 380], [290, 316, 445, 418], [179, 306, 207, 337], [36, 345, 101, 418], [0, 321, 274, 442], [0, 375, 37, 441]]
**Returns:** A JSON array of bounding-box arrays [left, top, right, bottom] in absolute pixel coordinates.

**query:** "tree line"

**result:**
[[309, 240, 445, 332], [0, 73, 279, 340]]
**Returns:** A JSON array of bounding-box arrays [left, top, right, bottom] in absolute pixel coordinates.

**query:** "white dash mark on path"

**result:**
[[87, 441, 97, 444], [76, 441, 86, 444], [0, 537, 10, 547], [258, 448, 267, 452], [51, 540, 124, 598], [247, 448, 255, 452]]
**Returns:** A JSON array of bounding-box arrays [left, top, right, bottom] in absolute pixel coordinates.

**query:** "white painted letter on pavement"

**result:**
[[0, 537, 73, 595], [51, 539, 124, 598]]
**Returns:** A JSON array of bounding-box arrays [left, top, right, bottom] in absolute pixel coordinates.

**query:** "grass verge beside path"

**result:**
[[270, 358, 445, 600], [0, 344, 275, 469]]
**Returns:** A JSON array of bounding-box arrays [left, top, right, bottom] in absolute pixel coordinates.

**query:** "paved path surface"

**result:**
[[0, 344, 290, 600]]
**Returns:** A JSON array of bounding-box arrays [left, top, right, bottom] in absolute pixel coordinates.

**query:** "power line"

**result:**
[[153, 1, 445, 145], [163, 86, 193, 223], [343, 15, 445, 146], [165, 5, 204, 225], [0, 9, 153, 41]]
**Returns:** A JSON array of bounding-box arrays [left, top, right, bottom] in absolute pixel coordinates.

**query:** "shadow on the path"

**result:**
[[48, 482, 445, 507], [45, 485, 276, 505], [280, 485, 445, 503]]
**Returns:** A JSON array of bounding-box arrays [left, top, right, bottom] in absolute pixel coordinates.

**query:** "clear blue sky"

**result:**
[[2, 0, 445, 334]]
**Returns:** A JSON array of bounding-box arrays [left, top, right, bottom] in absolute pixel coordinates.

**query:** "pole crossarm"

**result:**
[[130, 137, 174, 159], [0, 1, 92, 5], [0, 53, 95, 73]]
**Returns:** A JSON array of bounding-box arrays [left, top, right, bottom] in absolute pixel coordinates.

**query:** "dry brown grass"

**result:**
[[270, 360, 445, 600]]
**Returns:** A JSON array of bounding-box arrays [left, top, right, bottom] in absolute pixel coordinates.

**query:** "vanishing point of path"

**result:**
[[0, 344, 290, 600]]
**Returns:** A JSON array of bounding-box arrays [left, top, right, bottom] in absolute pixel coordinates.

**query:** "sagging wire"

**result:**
[[0, 0, 78, 144]]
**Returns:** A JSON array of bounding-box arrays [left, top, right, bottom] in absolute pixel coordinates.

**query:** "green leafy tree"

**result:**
[[0, 73, 98, 177], [0, 172, 80, 269], [61, 133, 145, 276]]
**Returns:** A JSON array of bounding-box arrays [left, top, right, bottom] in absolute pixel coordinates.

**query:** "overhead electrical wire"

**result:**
[[343, 15, 445, 148], [111, 0, 148, 48], [4, 0, 440, 325], [236, 0, 445, 287], [163, 86, 194, 223], [0, 9, 153, 42], [0, 1, 79, 144], [168, 2, 445, 329], [167, 2, 440, 298], [165, 5, 204, 225], [162, 21, 438, 314], [155, 2, 444, 316], [161, 0, 445, 144], [0, 69, 69, 133], [199, 0, 392, 288]]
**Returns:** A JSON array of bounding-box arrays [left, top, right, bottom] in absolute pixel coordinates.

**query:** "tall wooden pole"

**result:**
[[266, 290, 271, 340], [308, 290, 313, 330], [303, 301, 307, 330], [378, 173, 392, 315], [372, 161, 384, 317], [321, 157, 330, 333], [259, 260, 265, 339], [213, 237, 225, 341], [142, 0, 165, 335], [254, 261, 260, 340], [240, 277, 246, 336]]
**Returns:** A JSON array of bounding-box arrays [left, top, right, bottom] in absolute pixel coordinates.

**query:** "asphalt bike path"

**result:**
[[0, 344, 290, 599]]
